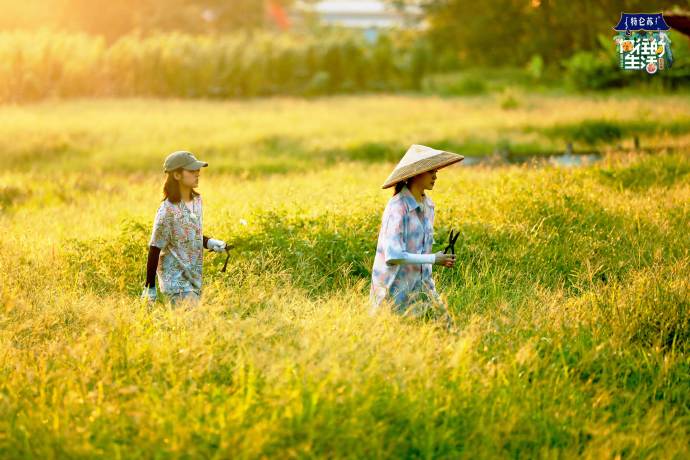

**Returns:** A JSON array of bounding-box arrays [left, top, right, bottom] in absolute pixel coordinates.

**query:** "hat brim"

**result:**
[[381, 153, 464, 189], [182, 160, 209, 171]]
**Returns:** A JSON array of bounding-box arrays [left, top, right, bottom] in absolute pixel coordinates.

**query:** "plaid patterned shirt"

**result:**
[[370, 186, 440, 312]]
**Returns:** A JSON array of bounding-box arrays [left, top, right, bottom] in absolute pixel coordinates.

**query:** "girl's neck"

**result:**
[[407, 184, 425, 203], [179, 185, 193, 203]]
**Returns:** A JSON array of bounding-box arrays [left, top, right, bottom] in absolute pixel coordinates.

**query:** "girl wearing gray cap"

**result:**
[[141, 151, 226, 306]]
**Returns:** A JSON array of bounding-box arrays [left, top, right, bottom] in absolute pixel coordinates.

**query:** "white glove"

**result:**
[[434, 251, 456, 267], [141, 286, 157, 302], [208, 238, 226, 253]]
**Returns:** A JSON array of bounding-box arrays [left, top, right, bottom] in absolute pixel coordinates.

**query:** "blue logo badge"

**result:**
[[613, 13, 674, 74]]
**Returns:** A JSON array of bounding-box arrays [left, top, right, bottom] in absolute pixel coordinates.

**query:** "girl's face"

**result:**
[[174, 169, 200, 188], [412, 169, 438, 191]]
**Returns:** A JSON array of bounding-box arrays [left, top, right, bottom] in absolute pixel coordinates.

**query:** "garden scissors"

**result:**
[[207, 241, 233, 273], [444, 229, 459, 255], [221, 248, 231, 272]]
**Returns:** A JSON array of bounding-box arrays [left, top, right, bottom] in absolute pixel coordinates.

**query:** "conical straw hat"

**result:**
[[381, 144, 464, 189]]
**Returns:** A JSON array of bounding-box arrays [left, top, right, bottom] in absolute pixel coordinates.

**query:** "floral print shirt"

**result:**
[[370, 186, 440, 313], [149, 195, 204, 295]]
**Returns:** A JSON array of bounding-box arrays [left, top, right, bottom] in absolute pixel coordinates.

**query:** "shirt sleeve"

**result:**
[[149, 203, 171, 249], [382, 206, 436, 266], [145, 245, 161, 287], [399, 252, 436, 264]]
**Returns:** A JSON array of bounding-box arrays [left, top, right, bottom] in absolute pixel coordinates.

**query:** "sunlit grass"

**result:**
[[0, 96, 688, 458], [1, 94, 689, 174]]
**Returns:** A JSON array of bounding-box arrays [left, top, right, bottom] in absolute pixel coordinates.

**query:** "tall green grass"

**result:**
[[0, 29, 434, 102]]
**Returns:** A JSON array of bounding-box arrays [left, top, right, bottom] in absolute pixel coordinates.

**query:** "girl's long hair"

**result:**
[[163, 168, 200, 203]]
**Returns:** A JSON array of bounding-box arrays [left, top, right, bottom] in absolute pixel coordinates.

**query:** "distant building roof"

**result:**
[[294, 0, 422, 29]]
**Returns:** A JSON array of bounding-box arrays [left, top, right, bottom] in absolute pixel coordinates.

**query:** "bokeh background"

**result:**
[[1, 0, 690, 102]]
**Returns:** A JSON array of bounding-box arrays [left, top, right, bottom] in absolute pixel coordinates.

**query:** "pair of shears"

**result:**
[[207, 241, 233, 272], [220, 246, 231, 273], [443, 229, 459, 255]]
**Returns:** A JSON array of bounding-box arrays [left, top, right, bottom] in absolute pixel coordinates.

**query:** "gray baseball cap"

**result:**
[[163, 151, 209, 173]]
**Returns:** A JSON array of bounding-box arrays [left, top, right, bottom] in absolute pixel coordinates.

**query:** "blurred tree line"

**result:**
[[393, 0, 688, 67], [0, 0, 688, 99], [1, 0, 686, 64], [0, 29, 433, 102], [0, 0, 295, 40]]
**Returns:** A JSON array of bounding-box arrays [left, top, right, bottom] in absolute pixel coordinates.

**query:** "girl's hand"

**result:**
[[141, 286, 157, 302], [208, 238, 226, 253], [434, 251, 456, 268]]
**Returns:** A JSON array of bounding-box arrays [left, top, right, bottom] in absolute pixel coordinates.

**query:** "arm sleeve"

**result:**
[[382, 208, 436, 266], [145, 245, 161, 288], [397, 253, 437, 264]]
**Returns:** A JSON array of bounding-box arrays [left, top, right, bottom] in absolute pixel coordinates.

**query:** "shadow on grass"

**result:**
[[529, 118, 690, 146], [597, 153, 690, 190], [199, 135, 564, 178], [66, 185, 680, 302], [3, 131, 96, 172], [60, 176, 688, 353]]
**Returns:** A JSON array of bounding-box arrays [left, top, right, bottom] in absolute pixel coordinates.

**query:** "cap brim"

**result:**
[[183, 160, 209, 170]]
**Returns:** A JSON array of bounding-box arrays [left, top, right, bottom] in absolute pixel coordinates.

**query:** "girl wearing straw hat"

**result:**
[[141, 151, 227, 307], [370, 144, 464, 323]]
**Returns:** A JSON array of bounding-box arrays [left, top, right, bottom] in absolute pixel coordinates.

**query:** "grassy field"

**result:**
[[0, 94, 689, 459]]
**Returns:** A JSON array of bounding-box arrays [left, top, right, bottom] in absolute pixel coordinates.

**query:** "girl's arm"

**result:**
[[387, 252, 436, 265], [381, 208, 436, 265], [143, 204, 170, 298], [145, 245, 162, 287]]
